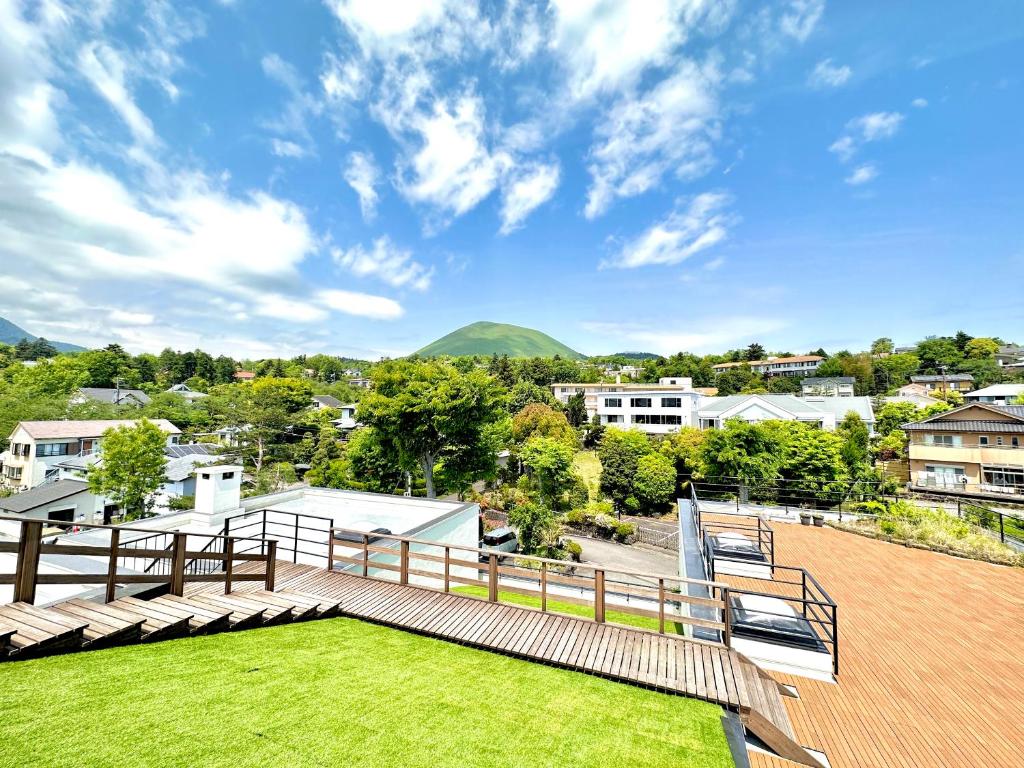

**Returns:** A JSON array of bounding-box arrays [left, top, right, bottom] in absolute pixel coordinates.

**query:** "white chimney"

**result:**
[[194, 465, 242, 520]]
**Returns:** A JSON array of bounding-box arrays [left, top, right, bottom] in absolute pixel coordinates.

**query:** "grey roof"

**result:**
[[77, 387, 152, 405], [312, 395, 344, 408], [965, 384, 1024, 398], [164, 453, 221, 482], [697, 394, 875, 422], [0, 480, 91, 513], [902, 420, 1024, 433], [801, 377, 855, 385], [164, 443, 219, 458], [910, 374, 974, 383]]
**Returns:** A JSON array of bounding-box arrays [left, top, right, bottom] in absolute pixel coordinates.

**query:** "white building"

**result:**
[[964, 384, 1024, 406], [801, 377, 855, 397], [595, 389, 703, 434], [552, 377, 694, 419], [166, 383, 208, 401], [712, 355, 824, 378], [696, 394, 875, 433], [331, 403, 359, 431], [1, 420, 181, 491]]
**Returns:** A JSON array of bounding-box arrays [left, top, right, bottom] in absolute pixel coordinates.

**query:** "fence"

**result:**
[[0, 515, 276, 605], [326, 525, 734, 643]]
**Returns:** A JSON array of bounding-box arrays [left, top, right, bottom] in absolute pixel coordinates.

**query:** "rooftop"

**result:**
[[910, 374, 974, 382], [0, 479, 90, 513], [801, 376, 855, 385], [312, 394, 344, 408], [15, 419, 181, 440], [697, 394, 874, 422], [713, 355, 824, 370], [77, 387, 151, 404], [966, 383, 1024, 398]]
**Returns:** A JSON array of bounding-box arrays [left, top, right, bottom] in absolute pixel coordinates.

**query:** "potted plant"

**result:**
[[812, 513, 825, 527], [799, 511, 812, 526]]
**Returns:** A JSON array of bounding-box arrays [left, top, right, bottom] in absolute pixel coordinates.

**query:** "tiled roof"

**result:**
[[78, 387, 151, 404], [902, 420, 1024, 433], [17, 419, 181, 439], [0, 480, 91, 513], [312, 395, 343, 408], [802, 377, 856, 385], [911, 374, 974, 382]]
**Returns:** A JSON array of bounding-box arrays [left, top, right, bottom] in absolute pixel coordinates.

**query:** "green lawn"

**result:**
[[0, 618, 732, 768], [454, 586, 688, 636], [573, 450, 602, 501]]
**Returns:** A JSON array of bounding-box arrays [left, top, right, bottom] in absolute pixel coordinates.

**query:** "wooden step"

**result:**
[[186, 594, 275, 627], [0, 603, 87, 656], [71, 599, 190, 642], [48, 603, 144, 648], [237, 590, 316, 621], [0, 624, 15, 655], [280, 589, 341, 617], [144, 596, 236, 634]]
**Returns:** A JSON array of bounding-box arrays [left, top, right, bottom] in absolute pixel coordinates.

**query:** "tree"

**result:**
[[633, 453, 676, 513], [870, 337, 894, 356], [965, 337, 999, 359], [875, 401, 920, 437], [774, 423, 849, 505], [507, 500, 558, 555], [511, 403, 577, 449], [87, 420, 168, 520], [507, 380, 557, 413], [658, 427, 705, 496], [598, 428, 653, 512], [519, 436, 577, 509], [745, 343, 766, 362], [346, 428, 404, 493], [836, 412, 870, 471], [563, 392, 588, 428], [716, 364, 757, 395], [698, 419, 782, 485], [357, 360, 505, 498]]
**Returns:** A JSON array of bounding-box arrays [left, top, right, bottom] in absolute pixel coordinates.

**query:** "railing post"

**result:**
[[13, 520, 43, 604], [294, 516, 300, 563], [223, 517, 230, 572], [801, 570, 808, 617], [444, 546, 450, 592], [362, 534, 369, 577], [327, 529, 335, 571], [658, 578, 665, 634], [224, 537, 235, 594], [722, 586, 732, 647], [105, 528, 120, 603], [265, 540, 277, 591], [400, 540, 410, 586], [594, 569, 606, 623], [169, 532, 187, 596], [999, 513, 1005, 543], [541, 562, 547, 612], [487, 554, 498, 602]]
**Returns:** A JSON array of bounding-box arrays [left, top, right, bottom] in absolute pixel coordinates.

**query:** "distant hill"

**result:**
[[416, 321, 585, 359], [0, 316, 86, 352], [611, 352, 661, 360]]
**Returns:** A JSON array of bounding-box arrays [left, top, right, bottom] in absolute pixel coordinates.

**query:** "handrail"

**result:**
[[0, 513, 265, 543]]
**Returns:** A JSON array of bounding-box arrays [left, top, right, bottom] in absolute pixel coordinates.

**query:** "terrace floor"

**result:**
[[710, 515, 1024, 768]]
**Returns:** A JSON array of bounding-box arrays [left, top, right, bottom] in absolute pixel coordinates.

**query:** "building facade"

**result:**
[[909, 374, 975, 394], [552, 378, 694, 419], [712, 355, 824, 378], [801, 377, 856, 397], [696, 394, 875, 433], [903, 404, 1024, 497], [964, 384, 1024, 406], [594, 390, 702, 434]]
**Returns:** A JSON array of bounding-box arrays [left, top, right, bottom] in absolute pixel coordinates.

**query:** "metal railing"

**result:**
[[327, 525, 735, 643], [222, 508, 334, 564], [0, 515, 276, 605]]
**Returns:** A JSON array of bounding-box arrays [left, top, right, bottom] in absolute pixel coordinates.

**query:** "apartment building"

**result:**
[[696, 394, 875, 433], [711, 355, 823, 378], [1, 420, 181, 491], [909, 374, 975, 394], [903, 403, 1024, 496], [552, 377, 694, 419], [595, 390, 702, 434], [964, 384, 1024, 406], [801, 377, 855, 397]]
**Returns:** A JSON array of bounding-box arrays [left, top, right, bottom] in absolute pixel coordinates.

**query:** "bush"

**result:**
[[167, 495, 194, 511], [613, 522, 635, 542], [563, 539, 583, 562]]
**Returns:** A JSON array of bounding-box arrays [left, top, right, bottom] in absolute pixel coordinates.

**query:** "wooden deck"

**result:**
[[231, 561, 821, 766], [709, 516, 1024, 768]]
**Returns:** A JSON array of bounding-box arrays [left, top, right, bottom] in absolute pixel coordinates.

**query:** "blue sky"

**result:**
[[0, 1, 1021, 359]]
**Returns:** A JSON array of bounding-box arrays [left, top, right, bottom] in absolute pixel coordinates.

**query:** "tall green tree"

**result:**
[[598, 428, 653, 512], [87, 420, 168, 520], [357, 360, 505, 498], [519, 436, 577, 509], [633, 453, 677, 513]]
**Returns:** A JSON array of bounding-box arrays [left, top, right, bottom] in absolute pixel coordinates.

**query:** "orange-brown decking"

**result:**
[[721, 519, 1024, 768]]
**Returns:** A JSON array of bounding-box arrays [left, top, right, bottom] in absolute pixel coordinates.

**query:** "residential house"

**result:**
[[1, 420, 181, 491], [801, 377, 856, 397], [965, 384, 1024, 406], [0, 479, 109, 528], [995, 344, 1024, 370], [595, 389, 702, 434], [311, 394, 343, 410], [903, 403, 1024, 497], [348, 377, 372, 389], [72, 387, 151, 406], [711, 355, 824, 378], [910, 374, 975, 394], [884, 383, 943, 407], [331, 403, 359, 431], [551, 378, 694, 419], [233, 370, 256, 381], [166, 383, 208, 401], [696, 394, 875, 433]]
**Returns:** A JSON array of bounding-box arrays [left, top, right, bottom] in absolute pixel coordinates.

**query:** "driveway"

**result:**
[[569, 535, 679, 580]]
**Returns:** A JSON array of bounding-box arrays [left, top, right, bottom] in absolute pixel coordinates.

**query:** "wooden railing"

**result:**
[[0, 516, 277, 605], [327, 526, 733, 643]]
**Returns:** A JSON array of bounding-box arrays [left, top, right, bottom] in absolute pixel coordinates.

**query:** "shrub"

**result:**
[[563, 539, 583, 562], [613, 522, 635, 542]]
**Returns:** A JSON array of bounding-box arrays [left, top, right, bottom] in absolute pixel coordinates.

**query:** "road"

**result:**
[[570, 535, 679, 578]]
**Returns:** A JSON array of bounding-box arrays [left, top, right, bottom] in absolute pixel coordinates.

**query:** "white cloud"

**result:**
[[109, 310, 155, 325], [808, 58, 851, 88], [780, 0, 825, 42], [912, 97, 928, 108], [845, 164, 878, 185], [260, 53, 322, 158], [828, 135, 856, 162], [344, 151, 381, 220], [585, 59, 721, 218], [317, 288, 404, 320], [271, 139, 308, 158], [604, 192, 736, 269], [829, 111, 904, 162], [332, 237, 433, 291], [500, 161, 560, 234], [581, 316, 788, 355], [78, 42, 156, 146]]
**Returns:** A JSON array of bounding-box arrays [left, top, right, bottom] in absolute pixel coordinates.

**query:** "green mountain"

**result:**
[[0, 316, 86, 352], [416, 321, 585, 359]]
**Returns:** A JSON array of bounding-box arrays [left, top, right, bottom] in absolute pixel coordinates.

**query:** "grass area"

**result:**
[[573, 450, 602, 501], [0, 618, 732, 768], [454, 585, 688, 636]]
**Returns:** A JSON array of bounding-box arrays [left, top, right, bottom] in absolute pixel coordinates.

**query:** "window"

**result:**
[[36, 442, 73, 457], [997, 437, 1004, 446], [928, 434, 961, 447], [1013, 438, 1020, 448], [661, 397, 683, 408], [222, 472, 235, 479], [605, 415, 622, 424], [630, 397, 652, 408], [604, 397, 622, 408], [980, 436, 989, 446], [631, 415, 683, 425]]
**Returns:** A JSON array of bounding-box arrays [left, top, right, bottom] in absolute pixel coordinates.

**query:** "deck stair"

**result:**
[[0, 603, 87, 657]]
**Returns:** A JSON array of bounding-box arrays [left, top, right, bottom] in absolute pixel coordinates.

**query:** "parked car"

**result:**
[[479, 526, 518, 562]]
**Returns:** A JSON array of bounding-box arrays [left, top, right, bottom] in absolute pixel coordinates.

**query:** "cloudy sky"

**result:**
[[0, 1, 1021, 359]]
